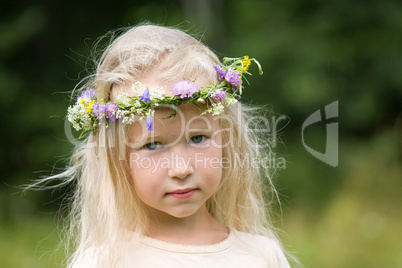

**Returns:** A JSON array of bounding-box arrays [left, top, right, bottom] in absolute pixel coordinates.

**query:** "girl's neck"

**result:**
[[145, 205, 229, 245]]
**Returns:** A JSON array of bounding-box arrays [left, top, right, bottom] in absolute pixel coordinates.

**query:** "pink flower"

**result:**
[[172, 80, 200, 98], [211, 89, 227, 104], [106, 102, 120, 121], [214, 65, 227, 79], [225, 69, 241, 90]]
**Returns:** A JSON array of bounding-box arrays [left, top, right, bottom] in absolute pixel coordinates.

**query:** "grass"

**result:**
[[0, 215, 65, 268], [279, 129, 402, 268]]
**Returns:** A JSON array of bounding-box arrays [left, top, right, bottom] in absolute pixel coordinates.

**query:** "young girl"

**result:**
[[60, 24, 292, 267]]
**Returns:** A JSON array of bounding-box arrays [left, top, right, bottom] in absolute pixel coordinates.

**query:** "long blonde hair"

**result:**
[[51, 23, 285, 267]]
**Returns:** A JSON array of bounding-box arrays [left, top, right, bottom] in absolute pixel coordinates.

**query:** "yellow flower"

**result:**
[[242, 55, 251, 72], [86, 100, 95, 114], [237, 55, 251, 72]]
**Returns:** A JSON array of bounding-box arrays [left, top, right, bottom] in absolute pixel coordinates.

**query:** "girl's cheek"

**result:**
[[128, 151, 154, 173]]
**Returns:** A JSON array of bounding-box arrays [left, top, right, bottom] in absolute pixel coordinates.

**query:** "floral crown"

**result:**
[[67, 56, 262, 135]]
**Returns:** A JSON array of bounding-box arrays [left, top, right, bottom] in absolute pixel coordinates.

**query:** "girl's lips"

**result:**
[[167, 188, 197, 200]]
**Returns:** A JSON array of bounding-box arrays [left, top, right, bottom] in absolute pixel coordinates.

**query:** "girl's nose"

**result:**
[[167, 149, 194, 179]]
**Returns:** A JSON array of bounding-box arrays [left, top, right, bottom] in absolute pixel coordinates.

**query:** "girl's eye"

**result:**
[[190, 135, 206, 144], [144, 142, 162, 150]]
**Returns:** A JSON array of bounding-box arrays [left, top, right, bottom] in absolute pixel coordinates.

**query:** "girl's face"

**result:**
[[128, 103, 223, 220]]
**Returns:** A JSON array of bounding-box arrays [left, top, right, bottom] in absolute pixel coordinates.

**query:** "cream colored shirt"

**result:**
[[73, 229, 290, 268]]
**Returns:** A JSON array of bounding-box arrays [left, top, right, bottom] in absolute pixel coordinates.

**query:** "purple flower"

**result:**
[[214, 65, 227, 80], [81, 88, 96, 100], [225, 69, 241, 90], [146, 115, 153, 131], [140, 89, 151, 103], [92, 102, 107, 122], [106, 102, 119, 121], [92, 102, 120, 122], [172, 80, 200, 98], [76, 88, 96, 104], [211, 89, 227, 104]]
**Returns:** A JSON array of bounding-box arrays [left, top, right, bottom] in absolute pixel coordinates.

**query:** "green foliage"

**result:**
[[0, 215, 65, 268]]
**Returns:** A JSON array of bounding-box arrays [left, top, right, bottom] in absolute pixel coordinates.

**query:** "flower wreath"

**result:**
[[67, 56, 262, 135]]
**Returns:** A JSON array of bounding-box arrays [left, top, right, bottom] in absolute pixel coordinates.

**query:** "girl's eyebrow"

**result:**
[[186, 128, 213, 135], [128, 136, 165, 151], [186, 118, 214, 129], [142, 134, 166, 143], [130, 133, 166, 147]]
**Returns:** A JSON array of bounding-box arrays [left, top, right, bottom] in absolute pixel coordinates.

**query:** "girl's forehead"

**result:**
[[156, 104, 219, 129], [130, 103, 220, 140], [155, 103, 206, 119]]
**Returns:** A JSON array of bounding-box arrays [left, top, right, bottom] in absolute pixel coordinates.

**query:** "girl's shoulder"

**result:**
[[232, 229, 279, 247], [70, 246, 108, 268], [231, 229, 291, 267]]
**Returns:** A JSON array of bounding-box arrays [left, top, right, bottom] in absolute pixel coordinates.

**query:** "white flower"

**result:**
[[117, 93, 131, 105], [197, 98, 205, 103], [134, 100, 141, 108], [122, 113, 135, 125], [67, 104, 90, 131], [131, 82, 144, 95], [116, 109, 129, 120], [212, 102, 224, 115], [225, 96, 238, 105], [150, 87, 166, 100]]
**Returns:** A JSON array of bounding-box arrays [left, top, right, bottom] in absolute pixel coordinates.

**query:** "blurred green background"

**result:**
[[1, 0, 401, 267]]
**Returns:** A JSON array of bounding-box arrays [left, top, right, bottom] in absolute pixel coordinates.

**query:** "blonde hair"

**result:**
[[50, 24, 287, 267]]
